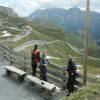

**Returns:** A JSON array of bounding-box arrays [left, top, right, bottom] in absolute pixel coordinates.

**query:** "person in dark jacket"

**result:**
[[31, 44, 40, 76], [40, 50, 48, 82], [66, 55, 77, 96]]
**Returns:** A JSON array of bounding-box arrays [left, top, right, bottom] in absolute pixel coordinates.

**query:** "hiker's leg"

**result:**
[[32, 63, 37, 76], [66, 82, 71, 96], [43, 76, 47, 82]]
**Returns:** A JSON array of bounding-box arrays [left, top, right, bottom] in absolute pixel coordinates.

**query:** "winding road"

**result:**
[[0, 26, 32, 42], [12, 26, 32, 41], [60, 40, 100, 61], [13, 40, 59, 52]]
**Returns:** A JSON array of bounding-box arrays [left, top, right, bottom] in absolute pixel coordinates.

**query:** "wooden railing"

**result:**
[[0, 45, 97, 88]]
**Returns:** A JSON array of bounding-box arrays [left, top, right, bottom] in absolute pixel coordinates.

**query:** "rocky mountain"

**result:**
[[0, 6, 27, 35], [28, 7, 100, 45], [0, 6, 18, 17]]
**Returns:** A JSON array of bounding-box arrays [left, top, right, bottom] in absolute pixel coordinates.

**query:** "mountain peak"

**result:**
[[68, 7, 81, 12], [0, 6, 18, 17], [28, 7, 100, 45]]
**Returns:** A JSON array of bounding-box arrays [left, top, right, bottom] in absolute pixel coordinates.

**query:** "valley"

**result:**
[[0, 5, 100, 100], [0, 17, 100, 75]]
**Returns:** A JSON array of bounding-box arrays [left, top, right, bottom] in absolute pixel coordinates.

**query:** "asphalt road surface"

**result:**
[[0, 53, 45, 100], [0, 52, 63, 100]]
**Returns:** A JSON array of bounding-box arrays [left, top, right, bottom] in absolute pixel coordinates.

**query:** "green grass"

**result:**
[[64, 33, 100, 59], [6, 16, 27, 27], [1, 9, 100, 100], [30, 19, 66, 41], [0, 16, 100, 75], [62, 83, 100, 100], [1, 19, 66, 48], [21, 41, 100, 74]]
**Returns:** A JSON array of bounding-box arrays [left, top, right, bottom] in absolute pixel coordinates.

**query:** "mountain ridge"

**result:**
[[0, 6, 18, 17], [28, 7, 100, 45]]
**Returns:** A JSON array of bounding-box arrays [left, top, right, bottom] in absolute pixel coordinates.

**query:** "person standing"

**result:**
[[31, 44, 40, 76], [66, 55, 77, 96], [40, 50, 48, 82]]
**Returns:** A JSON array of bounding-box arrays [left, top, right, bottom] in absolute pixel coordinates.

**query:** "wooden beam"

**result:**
[[83, 0, 90, 85]]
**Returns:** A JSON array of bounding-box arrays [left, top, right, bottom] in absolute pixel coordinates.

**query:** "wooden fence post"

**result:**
[[83, 0, 90, 85]]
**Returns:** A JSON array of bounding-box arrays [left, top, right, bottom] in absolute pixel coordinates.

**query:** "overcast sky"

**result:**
[[0, 0, 100, 16]]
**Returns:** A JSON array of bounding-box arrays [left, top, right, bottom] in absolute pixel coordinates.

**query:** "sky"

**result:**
[[0, 0, 100, 17]]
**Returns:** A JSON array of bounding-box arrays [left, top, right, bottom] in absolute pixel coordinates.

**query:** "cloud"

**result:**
[[0, 0, 100, 16]]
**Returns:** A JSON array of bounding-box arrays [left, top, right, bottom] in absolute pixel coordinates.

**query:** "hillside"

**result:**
[[1, 18, 100, 75], [22, 18, 100, 59], [0, 6, 100, 100], [0, 6, 100, 75], [28, 7, 100, 45], [0, 6, 18, 17], [0, 6, 29, 40], [62, 83, 100, 100]]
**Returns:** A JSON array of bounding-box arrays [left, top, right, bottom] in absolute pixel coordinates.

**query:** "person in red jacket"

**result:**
[[31, 44, 40, 76]]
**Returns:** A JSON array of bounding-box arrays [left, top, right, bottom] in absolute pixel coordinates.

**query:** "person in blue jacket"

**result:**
[[40, 50, 48, 82]]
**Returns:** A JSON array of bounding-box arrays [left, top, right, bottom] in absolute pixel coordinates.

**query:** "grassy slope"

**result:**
[[23, 41, 100, 74], [1, 7, 100, 100], [1, 19, 66, 48], [64, 33, 100, 59], [62, 83, 100, 100], [1, 18, 100, 74], [20, 21, 100, 74]]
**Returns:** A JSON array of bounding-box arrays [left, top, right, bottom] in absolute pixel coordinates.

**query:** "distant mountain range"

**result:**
[[0, 6, 100, 60], [28, 7, 100, 45]]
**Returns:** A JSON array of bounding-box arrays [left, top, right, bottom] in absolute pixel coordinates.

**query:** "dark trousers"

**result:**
[[40, 75, 47, 82], [67, 74, 76, 94], [67, 82, 74, 93], [40, 65, 47, 82], [32, 62, 37, 76]]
